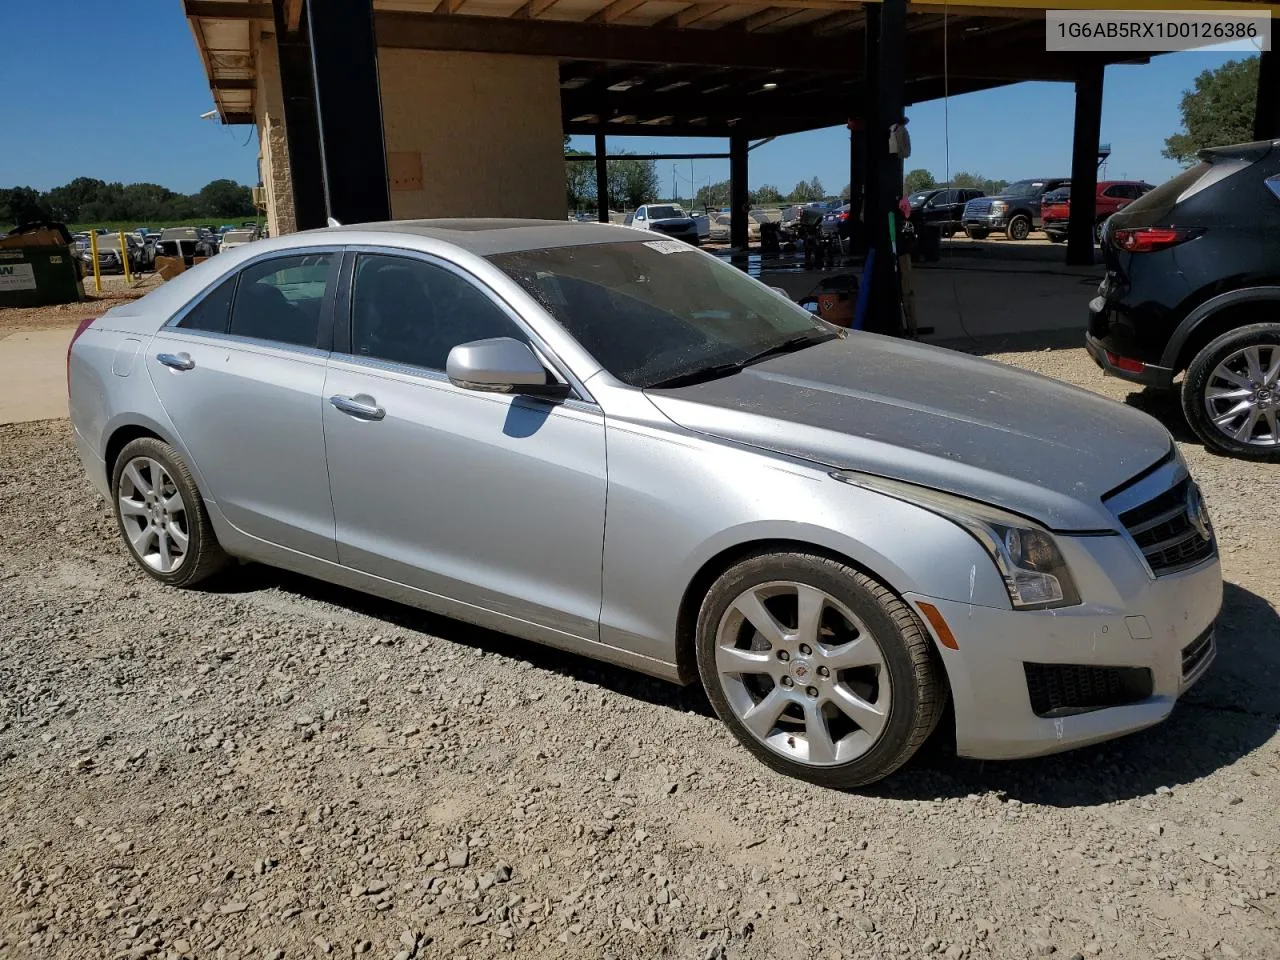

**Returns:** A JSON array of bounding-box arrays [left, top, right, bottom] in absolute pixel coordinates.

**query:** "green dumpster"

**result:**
[[0, 244, 84, 307]]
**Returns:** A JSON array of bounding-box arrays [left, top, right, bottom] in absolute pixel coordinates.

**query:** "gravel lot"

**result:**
[[1, 335, 1278, 960]]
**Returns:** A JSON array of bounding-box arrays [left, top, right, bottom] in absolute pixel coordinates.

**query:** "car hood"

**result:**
[[644, 334, 1172, 531]]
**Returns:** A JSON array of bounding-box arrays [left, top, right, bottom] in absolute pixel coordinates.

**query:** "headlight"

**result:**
[[989, 201, 1007, 214], [831, 472, 1081, 610]]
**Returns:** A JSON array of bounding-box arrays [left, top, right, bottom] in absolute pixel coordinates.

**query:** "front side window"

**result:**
[[179, 274, 237, 333], [490, 240, 837, 389], [350, 254, 526, 372], [228, 253, 333, 347]]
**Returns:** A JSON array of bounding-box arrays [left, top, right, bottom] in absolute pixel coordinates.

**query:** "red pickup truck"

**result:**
[[1042, 181, 1154, 244]]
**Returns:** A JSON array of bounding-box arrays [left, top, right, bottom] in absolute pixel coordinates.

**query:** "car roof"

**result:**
[[296, 218, 645, 257]]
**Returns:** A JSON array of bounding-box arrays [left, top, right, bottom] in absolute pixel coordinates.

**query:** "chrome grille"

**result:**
[[964, 199, 992, 217], [1117, 478, 1214, 576]]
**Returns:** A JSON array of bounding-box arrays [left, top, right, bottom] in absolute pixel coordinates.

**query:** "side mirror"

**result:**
[[446, 337, 569, 398]]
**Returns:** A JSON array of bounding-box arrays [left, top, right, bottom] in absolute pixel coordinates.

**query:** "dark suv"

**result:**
[[1086, 140, 1280, 460], [909, 187, 985, 237], [962, 178, 1069, 240]]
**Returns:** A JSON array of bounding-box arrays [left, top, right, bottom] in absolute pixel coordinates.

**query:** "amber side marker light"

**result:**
[[915, 601, 959, 650]]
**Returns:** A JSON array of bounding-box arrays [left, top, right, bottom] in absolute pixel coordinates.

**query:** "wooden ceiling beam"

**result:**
[[184, 1, 273, 19], [511, 0, 562, 17], [283, 0, 304, 30], [588, 0, 652, 22]]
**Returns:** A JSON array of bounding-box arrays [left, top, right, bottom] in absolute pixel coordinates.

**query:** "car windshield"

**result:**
[[908, 192, 934, 205], [223, 230, 255, 242], [1003, 180, 1049, 198], [488, 240, 838, 389], [646, 205, 683, 219]]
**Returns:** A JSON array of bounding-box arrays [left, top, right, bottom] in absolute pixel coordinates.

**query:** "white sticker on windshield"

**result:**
[[643, 239, 695, 255]]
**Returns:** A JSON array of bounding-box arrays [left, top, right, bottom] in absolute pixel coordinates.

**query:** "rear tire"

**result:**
[[695, 551, 946, 789], [1007, 214, 1031, 241], [111, 437, 230, 587], [1181, 322, 1280, 461]]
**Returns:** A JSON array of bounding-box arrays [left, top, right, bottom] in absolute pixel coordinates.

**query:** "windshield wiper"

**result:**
[[737, 330, 840, 368], [646, 330, 840, 390]]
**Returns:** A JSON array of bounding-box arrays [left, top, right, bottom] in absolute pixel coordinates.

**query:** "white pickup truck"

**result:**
[[623, 204, 708, 244]]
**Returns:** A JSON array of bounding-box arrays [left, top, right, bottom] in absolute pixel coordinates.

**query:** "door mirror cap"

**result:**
[[446, 337, 569, 397]]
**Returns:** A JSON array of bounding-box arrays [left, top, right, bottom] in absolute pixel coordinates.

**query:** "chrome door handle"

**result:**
[[329, 394, 386, 421], [156, 352, 194, 371]]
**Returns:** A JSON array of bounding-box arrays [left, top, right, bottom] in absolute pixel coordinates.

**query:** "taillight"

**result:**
[[66, 317, 97, 396], [1112, 226, 1196, 253], [837, 211, 850, 221]]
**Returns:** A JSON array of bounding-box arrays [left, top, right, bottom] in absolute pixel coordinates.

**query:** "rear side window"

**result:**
[[229, 253, 333, 348], [1120, 162, 1213, 221], [178, 274, 237, 333]]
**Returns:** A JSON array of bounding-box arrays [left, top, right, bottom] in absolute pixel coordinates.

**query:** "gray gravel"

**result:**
[[1, 346, 1278, 960]]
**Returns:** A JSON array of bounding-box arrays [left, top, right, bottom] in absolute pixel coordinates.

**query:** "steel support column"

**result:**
[[595, 133, 610, 223], [862, 3, 881, 267], [730, 133, 749, 251], [1254, 48, 1279, 141], [1067, 62, 1104, 266], [273, 0, 325, 232], [306, 0, 391, 225], [864, 0, 905, 336]]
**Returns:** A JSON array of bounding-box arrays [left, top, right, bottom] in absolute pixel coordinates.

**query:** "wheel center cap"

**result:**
[[790, 658, 813, 683]]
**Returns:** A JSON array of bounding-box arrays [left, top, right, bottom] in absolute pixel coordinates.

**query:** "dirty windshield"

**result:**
[[1004, 180, 1047, 197], [489, 240, 835, 388]]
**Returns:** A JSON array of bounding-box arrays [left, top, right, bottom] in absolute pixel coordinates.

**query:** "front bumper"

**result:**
[[907, 533, 1221, 760], [964, 214, 1007, 230]]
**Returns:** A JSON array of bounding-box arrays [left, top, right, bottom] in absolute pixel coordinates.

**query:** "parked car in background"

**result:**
[[81, 234, 147, 274], [68, 218, 1219, 789], [1086, 140, 1280, 460], [910, 188, 985, 238], [156, 227, 218, 265], [963, 178, 1069, 240], [623, 204, 700, 244], [1042, 181, 1155, 244], [218, 227, 259, 251]]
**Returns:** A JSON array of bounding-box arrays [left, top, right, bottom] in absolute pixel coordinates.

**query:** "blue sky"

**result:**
[[0, 2, 1255, 196]]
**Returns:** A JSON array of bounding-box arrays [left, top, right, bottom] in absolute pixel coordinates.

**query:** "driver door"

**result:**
[[321, 251, 607, 641]]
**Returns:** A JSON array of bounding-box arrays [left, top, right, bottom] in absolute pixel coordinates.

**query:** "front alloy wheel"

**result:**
[[1007, 215, 1031, 241], [696, 552, 945, 788]]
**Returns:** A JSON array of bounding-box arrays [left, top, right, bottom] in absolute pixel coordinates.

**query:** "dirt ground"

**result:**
[[1, 323, 1278, 960]]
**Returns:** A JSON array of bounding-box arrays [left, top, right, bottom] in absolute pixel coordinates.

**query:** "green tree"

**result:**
[[1163, 57, 1259, 165], [948, 172, 1007, 195], [44, 177, 108, 222], [789, 177, 825, 203], [565, 150, 595, 213], [904, 168, 937, 194], [0, 186, 51, 226], [696, 179, 731, 209], [197, 179, 255, 218], [750, 184, 783, 206], [841, 183, 852, 201], [607, 154, 659, 210]]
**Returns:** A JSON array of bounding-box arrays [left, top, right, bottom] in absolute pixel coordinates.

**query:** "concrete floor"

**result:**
[[0, 324, 76, 424]]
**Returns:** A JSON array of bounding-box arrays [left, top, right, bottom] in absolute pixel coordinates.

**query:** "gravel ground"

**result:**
[[1, 342, 1278, 960]]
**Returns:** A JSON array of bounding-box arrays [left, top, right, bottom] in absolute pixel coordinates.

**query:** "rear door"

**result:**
[[147, 251, 340, 560]]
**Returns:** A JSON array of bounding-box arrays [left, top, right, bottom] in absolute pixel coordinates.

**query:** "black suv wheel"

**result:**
[[1182, 323, 1280, 461]]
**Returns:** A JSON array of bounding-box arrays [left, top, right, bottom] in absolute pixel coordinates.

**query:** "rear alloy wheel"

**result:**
[[696, 552, 945, 788], [1007, 214, 1031, 241], [1182, 323, 1280, 461], [112, 437, 230, 586]]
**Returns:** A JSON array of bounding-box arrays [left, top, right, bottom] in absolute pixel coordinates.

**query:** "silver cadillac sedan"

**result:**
[[68, 220, 1221, 788]]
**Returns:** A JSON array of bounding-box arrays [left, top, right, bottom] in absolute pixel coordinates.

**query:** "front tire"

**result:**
[[111, 437, 230, 586], [964, 227, 988, 240], [1007, 214, 1031, 241], [695, 551, 946, 789], [1181, 323, 1280, 461]]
